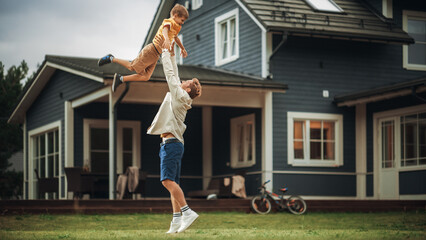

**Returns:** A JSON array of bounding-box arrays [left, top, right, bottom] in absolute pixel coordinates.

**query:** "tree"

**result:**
[[0, 60, 29, 199]]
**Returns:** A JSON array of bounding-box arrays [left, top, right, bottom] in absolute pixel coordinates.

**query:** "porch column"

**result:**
[[262, 92, 273, 190], [356, 103, 367, 199], [202, 106, 212, 190], [64, 101, 74, 199]]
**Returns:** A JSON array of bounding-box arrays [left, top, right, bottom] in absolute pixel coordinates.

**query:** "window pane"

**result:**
[[247, 122, 253, 161], [40, 157, 46, 178], [238, 124, 244, 162], [404, 121, 418, 159], [310, 121, 321, 140], [40, 135, 45, 155], [123, 153, 133, 173], [408, 19, 426, 42], [420, 119, 426, 159], [48, 132, 54, 154], [382, 121, 394, 168], [408, 43, 426, 65], [91, 152, 109, 173], [91, 128, 109, 150], [306, 0, 342, 12], [294, 141, 304, 159], [294, 121, 304, 139], [55, 130, 59, 152], [48, 155, 54, 178], [323, 121, 335, 140], [123, 128, 133, 151], [33, 158, 39, 180], [230, 18, 236, 56], [310, 142, 321, 160], [324, 142, 335, 160], [221, 22, 228, 60], [54, 155, 59, 177]]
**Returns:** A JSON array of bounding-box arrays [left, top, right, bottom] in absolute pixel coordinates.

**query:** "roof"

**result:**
[[334, 76, 426, 107], [240, 0, 413, 44], [8, 55, 287, 123]]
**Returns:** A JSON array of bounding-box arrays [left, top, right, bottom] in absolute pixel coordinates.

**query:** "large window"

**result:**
[[403, 10, 426, 71], [84, 119, 141, 174], [288, 112, 343, 167], [230, 114, 256, 168], [400, 112, 426, 167], [215, 8, 239, 66]]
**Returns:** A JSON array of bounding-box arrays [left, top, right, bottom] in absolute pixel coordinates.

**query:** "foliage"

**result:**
[[0, 212, 425, 239], [0, 60, 30, 199]]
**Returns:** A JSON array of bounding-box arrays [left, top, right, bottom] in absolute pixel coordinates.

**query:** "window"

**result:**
[[230, 114, 256, 168], [84, 119, 140, 174], [400, 112, 426, 167], [192, 0, 202, 10], [403, 10, 426, 71], [304, 0, 344, 13], [174, 34, 183, 65], [215, 8, 239, 66], [288, 112, 343, 167], [29, 121, 61, 199]]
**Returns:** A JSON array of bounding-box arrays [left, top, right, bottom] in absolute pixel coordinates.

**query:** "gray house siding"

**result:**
[[26, 70, 103, 198], [74, 102, 203, 197], [176, 0, 263, 76], [270, 35, 425, 196]]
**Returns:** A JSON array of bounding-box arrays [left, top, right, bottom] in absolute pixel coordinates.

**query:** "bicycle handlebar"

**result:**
[[262, 180, 271, 186]]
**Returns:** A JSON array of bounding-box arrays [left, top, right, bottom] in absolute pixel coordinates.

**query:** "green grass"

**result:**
[[0, 211, 425, 239]]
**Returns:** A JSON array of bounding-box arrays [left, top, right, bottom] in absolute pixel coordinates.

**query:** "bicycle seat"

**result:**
[[280, 187, 288, 193]]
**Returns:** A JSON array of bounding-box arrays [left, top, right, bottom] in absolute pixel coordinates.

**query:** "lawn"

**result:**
[[0, 211, 425, 239]]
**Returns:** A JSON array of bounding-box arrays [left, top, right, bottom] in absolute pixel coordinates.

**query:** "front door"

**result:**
[[378, 118, 399, 199]]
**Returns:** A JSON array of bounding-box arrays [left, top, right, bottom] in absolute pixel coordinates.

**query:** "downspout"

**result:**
[[111, 82, 130, 199], [412, 85, 426, 103], [268, 32, 288, 79]]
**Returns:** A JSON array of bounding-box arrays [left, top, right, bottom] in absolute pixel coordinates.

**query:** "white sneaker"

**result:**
[[166, 221, 181, 234], [177, 211, 199, 233]]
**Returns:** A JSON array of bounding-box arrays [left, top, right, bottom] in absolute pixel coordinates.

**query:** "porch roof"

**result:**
[[334, 76, 426, 107]]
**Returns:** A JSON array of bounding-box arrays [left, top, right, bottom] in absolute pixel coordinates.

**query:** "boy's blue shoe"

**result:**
[[98, 54, 114, 66], [112, 73, 122, 92]]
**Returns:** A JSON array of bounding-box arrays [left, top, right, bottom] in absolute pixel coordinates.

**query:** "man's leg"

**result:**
[[162, 179, 187, 209]]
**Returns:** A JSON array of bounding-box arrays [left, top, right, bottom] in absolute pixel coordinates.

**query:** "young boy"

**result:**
[[148, 49, 202, 234], [98, 3, 189, 92]]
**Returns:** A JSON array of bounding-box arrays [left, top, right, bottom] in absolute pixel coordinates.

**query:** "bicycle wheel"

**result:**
[[251, 195, 272, 214], [286, 195, 307, 215]]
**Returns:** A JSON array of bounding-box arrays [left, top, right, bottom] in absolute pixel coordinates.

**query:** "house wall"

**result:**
[[176, 0, 263, 76], [26, 70, 103, 198], [270, 35, 425, 197], [74, 102, 203, 197]]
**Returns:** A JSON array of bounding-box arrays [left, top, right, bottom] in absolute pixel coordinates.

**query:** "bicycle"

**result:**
[[251, 180, 307, 215]]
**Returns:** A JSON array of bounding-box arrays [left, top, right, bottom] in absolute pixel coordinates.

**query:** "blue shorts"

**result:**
[[159, 141, 184, 184]]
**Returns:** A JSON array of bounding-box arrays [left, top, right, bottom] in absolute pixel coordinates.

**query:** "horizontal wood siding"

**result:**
[[177, 0, 263, 76], [74, 102, 202, 197]]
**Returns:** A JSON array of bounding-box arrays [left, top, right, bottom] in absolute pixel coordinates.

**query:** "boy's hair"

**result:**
[[188, 78, 202, 99], [170, 4, 189, 19]]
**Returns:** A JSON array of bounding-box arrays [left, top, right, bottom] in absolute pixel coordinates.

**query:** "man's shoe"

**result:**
[[166, 221, 181, 234], [98, 54, 113, 66], [177, 211, 199, 233], [112, 73, 122, 92]]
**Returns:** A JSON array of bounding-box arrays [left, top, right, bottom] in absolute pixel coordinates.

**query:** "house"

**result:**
[[9, 0, 425, 200]]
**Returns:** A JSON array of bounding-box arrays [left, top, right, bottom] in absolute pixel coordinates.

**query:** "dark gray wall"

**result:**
[[176, 0, 263, 76]]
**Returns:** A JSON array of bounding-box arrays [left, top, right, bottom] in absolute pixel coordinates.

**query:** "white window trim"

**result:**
[[304, 0, 344, 13], [287, 112, 344, 167], [403, 10, 426, 71], [382, 0, 393, 18], [174, 34, 183, 65], [230, 113, 256, 168], [373, 104, 426, 172], [28, 121, 62, 199], [215, 8, 239, 66], [192, 0, 203, 10], [83, 119, 141, 174]]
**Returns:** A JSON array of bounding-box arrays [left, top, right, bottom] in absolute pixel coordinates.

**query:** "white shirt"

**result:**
[[146, 51, 192, 143]]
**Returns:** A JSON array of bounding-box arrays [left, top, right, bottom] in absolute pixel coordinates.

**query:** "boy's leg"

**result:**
[[112, 58, 133, 70]]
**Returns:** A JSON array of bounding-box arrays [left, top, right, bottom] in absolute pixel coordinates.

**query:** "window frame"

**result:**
[[287, 112, 344, 167], [215, 8, 239, 66], [403, 10, 426, 71], [192, 0, 203, 10], [230, 113, 256, 168], [304, 0, 344, 13], [83, 119, 141, 174]]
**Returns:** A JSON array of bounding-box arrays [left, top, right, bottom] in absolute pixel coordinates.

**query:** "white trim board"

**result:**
[[46, 62, 103, 83]]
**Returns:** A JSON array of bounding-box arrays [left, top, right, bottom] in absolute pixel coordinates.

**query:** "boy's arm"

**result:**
[[162, 27, 171, 50], [174, 37, 187, 58]]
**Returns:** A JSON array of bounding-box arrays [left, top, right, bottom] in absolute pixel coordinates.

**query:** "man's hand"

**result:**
[[181, 48, 188, 58]]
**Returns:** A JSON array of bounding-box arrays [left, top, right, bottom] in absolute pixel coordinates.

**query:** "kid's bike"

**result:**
[[251, 180, 307, 215]]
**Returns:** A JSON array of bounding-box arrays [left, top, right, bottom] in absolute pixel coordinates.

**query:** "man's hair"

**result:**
[[188, 78, 202, 99], [170, 4, 189, 19]]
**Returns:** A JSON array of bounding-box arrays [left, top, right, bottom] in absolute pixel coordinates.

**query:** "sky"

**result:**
[[0, 0, 160, 78]]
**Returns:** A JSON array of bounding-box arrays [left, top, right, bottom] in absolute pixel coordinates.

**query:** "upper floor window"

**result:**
[[304, 0, 343, 13], [192, 0, 202, 10], [230, 113, 256, 168], [403, 10, 426, 71], [287, 112, 344, 167], [215, 8, 239, 66]]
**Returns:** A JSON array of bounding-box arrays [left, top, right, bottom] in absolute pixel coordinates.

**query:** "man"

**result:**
[[147, 49, 202, 233]]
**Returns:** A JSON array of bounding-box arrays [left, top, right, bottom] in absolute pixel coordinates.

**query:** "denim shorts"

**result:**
[[159, 141, 184, 184]]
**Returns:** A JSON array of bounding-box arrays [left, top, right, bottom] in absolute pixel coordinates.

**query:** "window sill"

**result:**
[[403, 64, 426, 71], [216, 55, 239, 66], [289, 160, 342, 167]]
